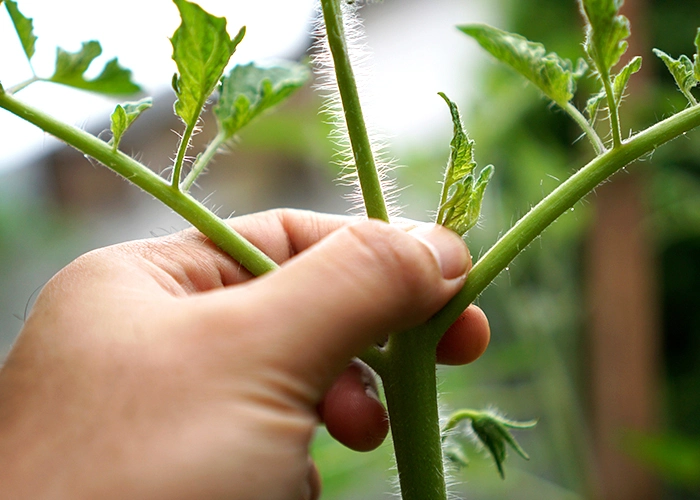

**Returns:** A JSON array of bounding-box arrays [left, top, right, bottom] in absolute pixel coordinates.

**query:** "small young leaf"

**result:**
[[5, 0, 37, 62], [436, 93, 493, 236], [49, 41, 140, 95], [653, 48, 698, 105], [109, 97, 153, 150], [586, 56, 641, 122], [215, 61, 310, 139], [612, 55, 642, 105], [444, 410, 536, 479], [459, 24, 586, 106], [171, 0, 244, 127], [580, 0, 630, 75]]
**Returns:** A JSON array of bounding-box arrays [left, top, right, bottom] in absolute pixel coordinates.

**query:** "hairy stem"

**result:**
[[0, 91, 278, 276], [602, 72, 622, 148], [429, 102, 700, 336], [381, 326, 446, 500], [562, 101, 606, 155], [172, 121, 197, 189], [319, 0, 389, 222], [182, 130, 227, 191]]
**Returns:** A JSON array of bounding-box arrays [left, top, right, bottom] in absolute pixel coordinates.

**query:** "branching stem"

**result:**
[[428, 102, 700, 336], [182, 130, 227, 191], [0, 90, 278, 276]]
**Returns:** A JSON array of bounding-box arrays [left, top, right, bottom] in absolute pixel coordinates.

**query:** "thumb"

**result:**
[[236, 219, 470, 393]]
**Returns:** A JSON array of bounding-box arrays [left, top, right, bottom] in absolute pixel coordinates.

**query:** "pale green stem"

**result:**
[[182, 130, 227, 191], [171, 121, 197, 189], [5, 76, 40, 94], [562, 101, 606, 155], [319, 0, 389, 222], [428, 102, 700, 337], [602, 71, 622, 148], [0, 90, 278, 276], [442, 409, 482, 433]]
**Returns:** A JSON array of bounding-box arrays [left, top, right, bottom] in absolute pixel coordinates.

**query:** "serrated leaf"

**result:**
[[5, 0, 36, 62], [49, 41, 140, 95], [436, 93, 493, 236], [459, 24, 586, 106], [612, 55, 642, 105], [580, 0, 630, 75], [171, 0, 244, 127], [109, 97, 153, 150], [653, 48, 698, 105], [215, 61, 309, 139]]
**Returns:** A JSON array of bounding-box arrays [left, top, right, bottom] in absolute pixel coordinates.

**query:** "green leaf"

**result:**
[[580, 0, 630, 76], [109, 97, 153, 150], [215, 61, 310, 139], [49, 41, 140, 95], [5, 0, 37, 62], [612, 55, 642, 105], [653, 48, 698, 105], [459, 24, 586, 106], [171, 0, 244, 127], [436, 93, 493, 236], [586, 55, 642, 121], [441, 409, 536, 479]]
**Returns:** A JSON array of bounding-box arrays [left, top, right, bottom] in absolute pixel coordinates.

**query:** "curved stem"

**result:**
[[319, 0, 389, 222], [562, 101, 606, 155], [0, 91, 278, 276], [428, 102, 700, 335]]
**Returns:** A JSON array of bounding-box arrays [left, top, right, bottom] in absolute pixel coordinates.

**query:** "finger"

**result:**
[[197, 221, 470, 396], [114, 209, 358, 293], [436, 305, 491, 365], [317, 360, 388, 452]]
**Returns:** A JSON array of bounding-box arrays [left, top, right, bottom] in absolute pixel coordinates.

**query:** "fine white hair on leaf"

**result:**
[[311, 0, 401, 219]]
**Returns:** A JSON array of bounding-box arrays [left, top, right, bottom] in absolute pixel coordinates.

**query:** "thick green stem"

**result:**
[[429, 102, 700, 336], [0, 90, 278, 276], [562, 101, 606, 155], [319, 0, 389, 222], [382, 326, 446, 500], [182, 130, 227, 191]]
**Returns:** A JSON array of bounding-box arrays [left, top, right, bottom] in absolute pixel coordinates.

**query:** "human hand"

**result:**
[[0, 209, 489, 499]]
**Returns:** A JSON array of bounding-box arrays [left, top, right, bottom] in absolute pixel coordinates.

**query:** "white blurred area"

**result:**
[[0, 0, 499, 173]]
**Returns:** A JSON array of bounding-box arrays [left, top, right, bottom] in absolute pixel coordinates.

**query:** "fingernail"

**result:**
[[409, 224, 470, 280]]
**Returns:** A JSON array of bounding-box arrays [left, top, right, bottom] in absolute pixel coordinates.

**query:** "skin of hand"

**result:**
[[0, 209, 489, 500]]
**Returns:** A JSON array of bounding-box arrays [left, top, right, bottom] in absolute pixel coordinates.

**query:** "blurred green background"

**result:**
[[2, 0, 700, 498]]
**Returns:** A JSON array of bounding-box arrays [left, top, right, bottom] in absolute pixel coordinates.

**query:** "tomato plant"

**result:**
[[2, 0, 699, 498]]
